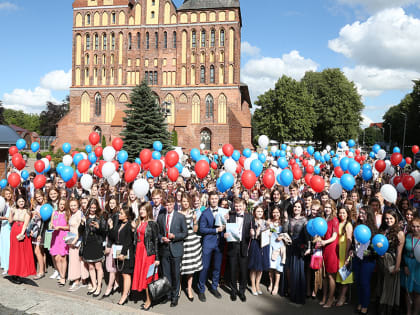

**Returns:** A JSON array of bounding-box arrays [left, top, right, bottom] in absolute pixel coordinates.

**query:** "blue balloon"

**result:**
[[62, 142, 71, 154], [146, 171, 153, 179], [275, 150, 281, 157], [31, 142, 40, 153], [73, 153, 83, 166], [280, 169, 293, 187], [0, 179, 7, 189], [220, 173, 234, 192], [331, 177, 340, 185], [250, 159, 263, 177], [306, 219, 316, 237], [85, 145, 92, 153], [200, 155, 210, 164], [216, 177, 223, 192], [324, 153, 331, 162], [417, 161, 420, 169], [314, 152, 321, 161], [222, 156, 228, 164], [340, 157, 350, 171], [56, 163, 64, 175], [372, 234, 389, 256], [354, 224, 371, 244], [16, 139, 26, 150], [332, 157, 340, 167], [117, 150, 129, 164], [21, 170, 29, 181], [314, 166, 320, 175], [399, 159, 407, 168], [348, 159, 361, 176], [243, 148, 251, 158], [307, 146, 315, 155], [362, 169, 373, 181], [341, 173, 355, 191], [231, 150, 240, 161], [175, 162, 183, 173], [88, 152, 97, 164], [320, 156, 325, 163], [279, 150, 286, 157], [372, 144, 381, 154], [40, 204, 53, 221], [348, 139, 356, 148], [153, 141, 163, 152], [258, 153, 266, 164], [393, 147, 400, 153], [369, 152, 375, 158], [76, 170, 82, 178], [135, 158, 141, 165], [281, 144, 287, 150], [151, 150, 161, 160], [190, 148, 200, 161], [278, 157, 288, 169], [61, 166, 74, 182], [214, 155, 219, 161], [313, 217, 328, 237], [276, 173, 284, 186], [362, 163, 372, 171]]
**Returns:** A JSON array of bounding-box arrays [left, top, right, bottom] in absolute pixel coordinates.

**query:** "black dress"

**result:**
[[81, 216, 107, 263], [111, 220, 135, 274]]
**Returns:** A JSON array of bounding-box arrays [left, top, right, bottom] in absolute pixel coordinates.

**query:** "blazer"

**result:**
[[110, 220, 134, 258], [133, 220, 160, 257], [198, 207, 224, 250], [79, 215, 108, 246], [157, 211, 187, 258], [225, 211, 253, 257]]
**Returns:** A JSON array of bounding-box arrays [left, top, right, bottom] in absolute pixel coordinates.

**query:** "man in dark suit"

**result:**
[[152, 189, 167, 221], [198, 191, 225, 302], [224, 197, 252, 302], [157, 195, 187, 307], [282, 183, 301, 218]]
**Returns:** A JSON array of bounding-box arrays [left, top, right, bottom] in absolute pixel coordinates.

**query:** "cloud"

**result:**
[[40, 69, 71, 91], [241, 41, 261, 57], [2, 87, 58, 113], [0, 2, 18, 10], [241, 50, 319, 101], [361, 114, 374, 128], [329, 8, 420, 71], [336, 0, 420, 13]]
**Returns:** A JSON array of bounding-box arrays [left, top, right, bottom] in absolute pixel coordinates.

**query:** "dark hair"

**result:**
[[180, 192, 192, 209], [106, 196, 120, 215], [356, 206, 377, 235], [302, 191, 313, 199], [86, 198, 102, 217], [292, 200, 305, 217], [120, 204, 134, 221], [380, 209, 401, 249], [137, 201, 153, 223], [208, 191, 218, 198], [166, 195, 176, 204]]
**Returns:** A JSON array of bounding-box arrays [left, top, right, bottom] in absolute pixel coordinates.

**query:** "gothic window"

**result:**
[[205, 94, 214, 118], [86, 14, 91, 25], [112, 12, 116, 24], [155, 32, 158, 49], [94, 33, 99, 50], [164, 31, 167, 48], [128, 33, 132, 50], [103, 33, 107, 50], [192, 30, 196, 48], [137, 32, 140, 49], [200, 66, 205, 83], [111, 33, 115, 50], [146, 32, 149, 49], [153, 71, 158, 85], [95, 93, 102, 116], [86, 34, 91, 50], [173, 31, 177, 48], [200, 129, 211, 151], [211, 29, 215, 47], [220, 29, 225, 47], [201, 30, 206, 47], [210, 65, 215, 83]]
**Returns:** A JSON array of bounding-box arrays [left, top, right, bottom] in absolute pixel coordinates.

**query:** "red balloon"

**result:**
[[124, 166, 138, 183], [310, 175, 325, 193], [12, 153, 23, 168], [8, 173, 21, 188], [195, 160, 210, 179], [66, 175, 77, 188], [293, 167, 302, 180], [306, 165, 314, 174], [93, 166, 100, 178], [94, 146, 103, 157], [112, 137, 123, 151], [238, 156, 246, 167], [77, 159, 90, 173], [390, 153, 403, 166], [34, 160, 45, 173], [263, 171, 275, 189], [406, 157, 412, 165], [241, 170, 257, 190], [265, 168, 275, 176], [131, 162, 140, 174], [89, 132, 100, 146], [210, 162, 218, 170], [412, 145, 420, 155], [165, 151, 179, 168], [236, 164, 242, 174], [46, 155, 52, 161], [112, 160, 119, 171], [289, 159, 296, 166], [222, 144, 234, 157], [149, 160, 163, 177], [355, 155, 362, 163], [167, 167, 179, 182], [304, 173, 313, 186], [71, 151, 79, 158], [375, 160, 386, 172], [33, 175, 46, 189], [302, 160, 308, 167], [393, 176, 401, 186], [140, 149, 152, 165], [403, 176, 415, 191], [334, 166, 344, 178], [123, 162, 131, 171], [8, 146, 18, 156]]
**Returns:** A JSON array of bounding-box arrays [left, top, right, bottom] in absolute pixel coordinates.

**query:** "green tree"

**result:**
[[302, 69, 364, 146], [39, 96, 69, 136], [0, 100, 5, 125], [360, 127, 383, 147], [253, 75, 316, 143], [3, 108, 40, 133], [101, 135, 107, 148], [121, 81, 172, 159]]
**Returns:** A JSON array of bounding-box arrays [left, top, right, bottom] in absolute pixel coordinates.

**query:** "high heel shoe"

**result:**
[[100, 291, 112, 299], [87, 287, 97, 295], [117, 298, 128, 306], [92, 287, 102, 297], [187, 295, 194, 302], [141, 303, 151, 311]]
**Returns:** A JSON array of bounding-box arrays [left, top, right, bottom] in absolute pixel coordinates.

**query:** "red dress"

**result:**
[[8, 221, 36, 277], [131, 222, 158, 291], [322, 217, 339, 274]]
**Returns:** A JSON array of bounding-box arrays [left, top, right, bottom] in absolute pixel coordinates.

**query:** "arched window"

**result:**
[[85, 54, 90, 65], [211, 29, 215, 47], [164, 31, 167, 49], [220, 29, 225, 47], [210, 65, 215, 83], [205, 94, 214, 118], [137, 32, 140, 49], [201, 30, 206, 47], [86, 14, 91, 25], [95, 93, 102, 116], [128, 33, 132, 50], [200, 129, 211, 150], [94, 33, 99, 50], [173, 31, 177, 48], [146, 32, 149, 49], [111, 33, 115, 50], [86, 34, 91, 50], [111, 12, 116, 24], [192, 30, 196, 48], [155, 32, 158, 49], [103, 33, 107, 50], [200, 66, 205, 83]]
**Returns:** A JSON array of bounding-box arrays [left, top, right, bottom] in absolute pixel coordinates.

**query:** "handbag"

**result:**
[[338, 258, 352, 281], [44, 230, 53, 249], [147, 265, 172, 301], [382, 252, 396, 273], [310, 249, 323, 270]]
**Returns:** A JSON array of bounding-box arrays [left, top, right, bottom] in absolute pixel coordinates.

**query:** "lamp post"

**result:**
[[401, 113, 407, 154], [160, 101, 171, 119]]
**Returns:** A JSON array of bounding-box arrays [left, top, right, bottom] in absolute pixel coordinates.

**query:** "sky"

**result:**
[[1, 0, 420, 128]]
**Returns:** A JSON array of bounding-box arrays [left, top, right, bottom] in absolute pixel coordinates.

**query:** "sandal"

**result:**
[[34, 274, 45, 280]]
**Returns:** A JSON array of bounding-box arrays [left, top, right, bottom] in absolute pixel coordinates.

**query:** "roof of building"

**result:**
[[9, 124, 40, 137], [369, 123, 383, 129], [0, 125, 21, 146], [178, 0, 240, 10]]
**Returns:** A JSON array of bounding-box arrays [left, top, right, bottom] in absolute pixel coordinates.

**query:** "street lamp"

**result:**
[[401, 113, 407, 153], [160, 101, 171, 118]]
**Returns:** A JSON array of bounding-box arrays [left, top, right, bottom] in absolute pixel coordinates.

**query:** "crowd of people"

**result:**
[[0, 147, 420, 315]]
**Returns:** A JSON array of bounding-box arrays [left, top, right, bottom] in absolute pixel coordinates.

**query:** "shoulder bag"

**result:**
[[148, 265, 172, 301]]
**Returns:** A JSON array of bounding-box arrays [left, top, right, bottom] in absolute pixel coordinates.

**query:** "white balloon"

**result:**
[[41, 158, 50, 170], [133, 179, 149, 198], [200, 143, 205, 150], [0, 196, 5, 213], [224, 158, 237, 174], [329, 183, 343, 200], [258, 135, 269, 149], [263, 149, 268, 156], [396, 182, 406, 193], [308, 159, 316, 166], [107, 172, 120, 187], [326, 145, 331, 152], [181, 168, 191, 178], [250, 152, 258, 160], [286, 146, 291, 152], [271, 146, 278, 153], [244, 158, 252, 170], [80, 174, 93, 191], [376, 149, 386, 160], [295, 146, 303, 157], [102, 162, 116, 178], [380, 184, 397, 204], [103, 146, 116, 162], [385, 166, 395, 177], [63, 155, 73, 166], [410, 170, 420, 185], [175, 147, 184, 160], [218, 148, 223, 156], [348, 152, 354, 158], [80, 152, 88, 160]]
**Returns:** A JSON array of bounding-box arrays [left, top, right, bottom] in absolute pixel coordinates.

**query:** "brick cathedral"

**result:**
[[56, 0, 252, 152]]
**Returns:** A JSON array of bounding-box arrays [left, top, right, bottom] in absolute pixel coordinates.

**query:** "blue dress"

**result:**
[[0, 204, 11, 271], [248, 220, 270, 271], [401, 234, 420, 293], [269, 223, 285, 272]]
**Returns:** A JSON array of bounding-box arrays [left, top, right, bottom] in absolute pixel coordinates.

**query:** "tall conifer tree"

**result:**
[[0, 100, 5, 125]]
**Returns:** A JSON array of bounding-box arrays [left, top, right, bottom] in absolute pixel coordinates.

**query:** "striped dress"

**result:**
[[180, 212, 203, 275]]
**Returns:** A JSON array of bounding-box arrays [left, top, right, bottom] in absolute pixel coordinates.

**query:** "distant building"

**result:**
[[9, 124, 40, 148], [56, 0, 252, 152], [0, 125, 20, 178], [369, 123, 383, 129]]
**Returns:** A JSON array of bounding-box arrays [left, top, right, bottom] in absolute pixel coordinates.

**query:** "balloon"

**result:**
[[263, 171, 275, 189], [16, 139, 26, 150], [62, 142, 71, 154], [375, 160, 386, 172], [412, 145, 419, 155], [340, 173, 355, 191], [241, 170, 257, 189], [222, 144, 234, 157], [40, 204, 53, 221], [9, 146, 19, 156], [0, 179, 7, 189], [87, 152, 96, 164], [390, 153, 403, 166], [310, 175, 325, 193], [219, 172, 234, 192], [8, 173, 20, 188], [372, 234, 389, 256], [167, 167, 179, 182], [195, 160, 210, 179], [94, 146, 103, 157], [406, 157, 412, 165], [411, 170, 420, 185], [314, 166, 320, 175], [190, 148, 200, 161], [199, 143, 205, 150], [306, 220, 316, 237], [153, 141, 163, 152], [242, 148, 251, 158], [79, 174, 92, 191], [85, 145, 92, 153], [133, 179, 149, 198], [139, 149, 152, 164], [354, 225, 371, 244], [258, 135, 269, 148], [103, 146, 116, 162], [403, 176, 416, 191], [152, 151, 161, 160], [304, 173, 313, 186], [31, 142, 40, 152], [34, 160, 45, 173], [334, 166, 344, 178], [21, 170, 29, 181], [123, 165, 137, 183], [313, 217, 328, 237], [329, 183, 342, 200], [149, 160, 163, 177], [165, 151, 179, 168], [418, 161, 420, 169], [331, 177, 340, 185], [224, 158, 237, 174], [250, 159, 263, 177], [277, 157, 288, 169], [280, 169, 293, 187], [348, 160, 361, 176], [348, 139, 355, 148], [135, 157, 141, 165], [33, 174, 46, 189], [209, 161, 217, 170], [376, 149, 386, 160], [73, 153, 83, 166], [292, 167, 302, 180], [362, 169, 373, 181], [77, 159, 90, 173], [62, 154, 72, 167], [112, 137, 123, 151], [340, 157, 349, 171], [380, 184, 397, 204], [117, 150, 128, 164], [181, 167, 191, 178], [89, 132, 100, 145], [231, 150, 240, 162], [61, 166, 74, 182]]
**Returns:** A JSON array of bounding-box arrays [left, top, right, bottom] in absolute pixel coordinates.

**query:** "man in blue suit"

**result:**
[[198, 191, 226, 302]]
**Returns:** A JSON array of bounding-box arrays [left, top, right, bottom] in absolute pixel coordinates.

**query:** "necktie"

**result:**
[[101, 198, 104, 209], [236, 214, 244, 218], [166, 213, 171, 237]]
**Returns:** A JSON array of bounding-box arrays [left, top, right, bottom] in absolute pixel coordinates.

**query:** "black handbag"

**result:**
[[147, 265, 172, 301]]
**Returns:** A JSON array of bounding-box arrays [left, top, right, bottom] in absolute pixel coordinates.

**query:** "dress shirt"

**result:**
[[211, 207, 219, 218], [236, 212, 244, 241], [166, 211, 174, 235]]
